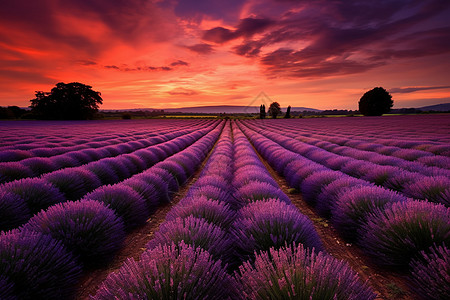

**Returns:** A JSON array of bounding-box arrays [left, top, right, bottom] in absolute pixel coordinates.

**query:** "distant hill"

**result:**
[[418, 103, 450, 111], [103, 105, 321, 114]]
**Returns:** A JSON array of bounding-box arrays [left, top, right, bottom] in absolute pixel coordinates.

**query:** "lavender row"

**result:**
[[237, 121, 450, 299], [0, 121, 224, 299], [0, 121, 216, 183], [92, 121, 375, 299], [241, 121, 450, 206], [0, 119, 210, 151], [93, 121, 238, 299], [0, 121, 221, 232], [251, 119, 450, 169], [265, 116, 450, 148], [231, 122, 375, 299]]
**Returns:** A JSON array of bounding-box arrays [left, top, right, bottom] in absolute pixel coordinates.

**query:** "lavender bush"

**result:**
[[0, 229, 82, 299], [237, 244, 376, 300], [409, 244, 450, 300], [300, 170, 341, 206], [92, 242, 237, 299], [232, 199, 323, 263], [83, 185, 148, 231], [43, 168, 101, 200], [0, 162, 34, 183], [146, 216, 231, 261], [332, 186, 407, 242], [23, 199, 126, 267], [403, 176, 450, 206], [0, 191, 31, 231], [2, 178, 65, 213], [360, 200, 450, 268], [166, 196, 235, 229]]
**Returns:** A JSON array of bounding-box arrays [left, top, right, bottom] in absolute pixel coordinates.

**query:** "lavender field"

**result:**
[[0, 115, 449, 300]]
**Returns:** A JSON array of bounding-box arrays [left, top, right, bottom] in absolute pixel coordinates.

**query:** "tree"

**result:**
[[358, 87, 393, 116], [259, 104, 266, 119], [284, 105, 291, 118], [30, 82, 103, 120], [268, 102, 281, 119]]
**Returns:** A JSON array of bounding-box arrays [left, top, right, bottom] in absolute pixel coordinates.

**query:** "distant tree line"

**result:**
[[0, 106, 30, 119]]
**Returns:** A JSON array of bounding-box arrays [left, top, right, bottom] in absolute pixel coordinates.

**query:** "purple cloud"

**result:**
[[185, 43, 215, 54]]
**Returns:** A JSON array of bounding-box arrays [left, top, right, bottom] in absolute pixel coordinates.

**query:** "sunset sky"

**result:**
[[1, 0, 450, 110]]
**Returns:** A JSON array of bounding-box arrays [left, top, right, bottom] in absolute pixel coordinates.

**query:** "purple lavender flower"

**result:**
[[0, 149, 31, 162], [146, 216, 232, 261], [166, 196, 235, 229], [49, 154, 79, 169], [155, 161, 188, 185], [235, 181, 291, 208], [2, 178, 65, 213], [19, 157, 57, 176], [0, 191, 31, 231], [100, 157, 132, 180], [300, 170, 342, 206], [133, 149, 159, 166], [362, 165, 402, 187], [0, 229, 82, 299], [83, 185, 148, 231], [151, 167, 179, 195], [417, 155, 450, 169], [187, 185, 232, 203], [409, 245, 450, 300], [0, 162, 34, 184], [360, 200, 450, 268], [232, 199, 324, 263], [332, 186, 408, 242], [284, 161, 327, 189], [92, 241, 237, 299], [134, 171, 171, 203], [122, 178, 160, 213], [233, 169, 277, 188], [43, 168, 101, 200], [195, 175, 230, 190], [316, 177, 371, 218], [23, 199, 126, 267], [85, 160, 120, 185], [237, 244, 376, 300], [403, 176, 450, 206]]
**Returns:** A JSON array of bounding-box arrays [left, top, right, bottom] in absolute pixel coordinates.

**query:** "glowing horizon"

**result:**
[[1, 0, 449, 110]]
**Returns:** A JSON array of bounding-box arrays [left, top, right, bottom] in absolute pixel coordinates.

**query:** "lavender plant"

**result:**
[[23, 199, 126, 267], [409, 244, 450, 300], [332, 186, 407, 242], [360, 200, 450, 268], [237, 244, 376, 300], [83, 185, 148, 231], [92, 242, 237, 299], [232, 199, 324, 263], [0, 229, 82, 299]]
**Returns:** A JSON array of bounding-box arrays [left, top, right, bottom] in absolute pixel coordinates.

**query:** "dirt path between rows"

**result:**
[[75, 131, 223, 299], [243, 129, 415, 300]]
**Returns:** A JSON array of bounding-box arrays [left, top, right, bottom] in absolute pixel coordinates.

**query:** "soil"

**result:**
[[244, 127, 415, 300]]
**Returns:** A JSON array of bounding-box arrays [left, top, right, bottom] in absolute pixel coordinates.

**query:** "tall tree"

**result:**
[[268, 102, 281, 119], [358, 87, 393, 116], [284, 105, 291, 118], [259, 104, 266, 119], [30, 82, 103, 120]]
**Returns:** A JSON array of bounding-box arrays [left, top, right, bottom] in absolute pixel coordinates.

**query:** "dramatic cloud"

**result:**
[[0, 0, 449, 109], [202, 17, 274, 43], [390, 86, 450, 93], [185, 43, 215, 54]]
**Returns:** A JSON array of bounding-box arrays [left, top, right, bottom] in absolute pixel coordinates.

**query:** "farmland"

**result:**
[[0, 115, 449, 300]]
